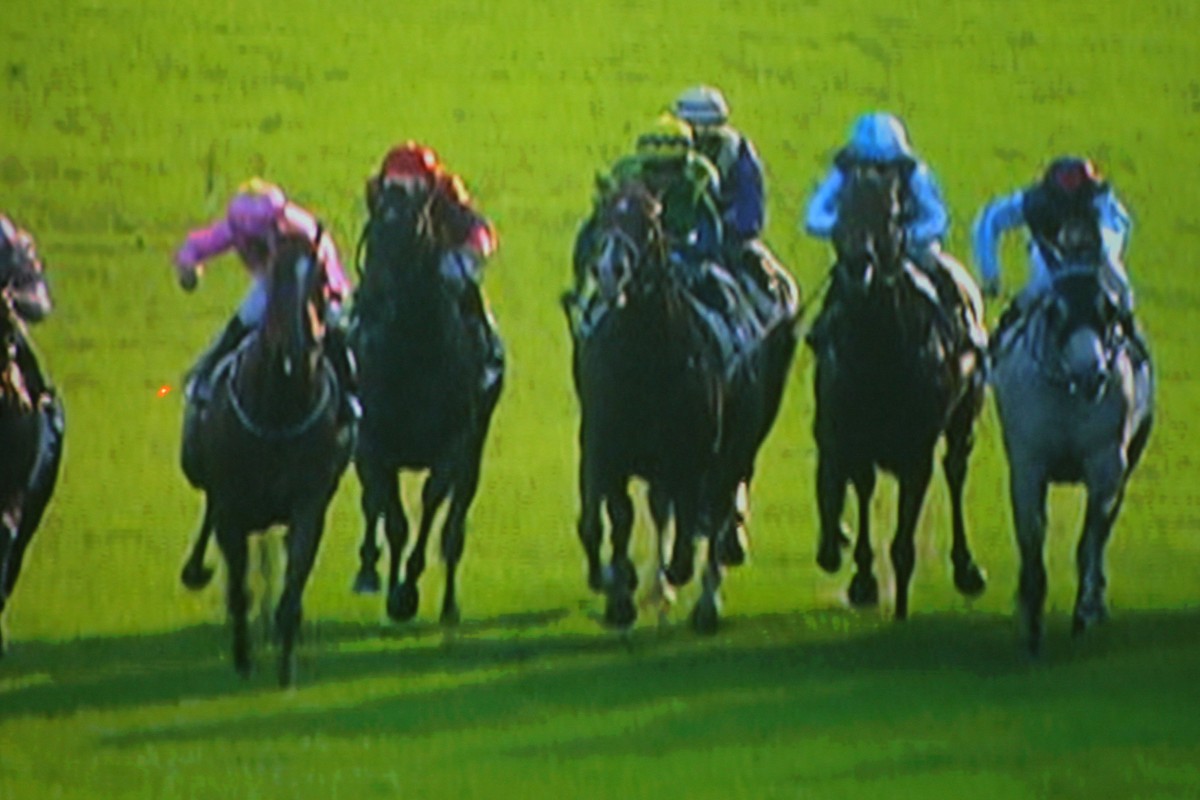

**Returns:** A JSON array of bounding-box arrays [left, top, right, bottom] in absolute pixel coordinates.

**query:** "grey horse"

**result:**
[[990, 269, 1153, 654]]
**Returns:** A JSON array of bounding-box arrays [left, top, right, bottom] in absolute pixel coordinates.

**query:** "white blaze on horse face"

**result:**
[[1063, 327, 1108, 396]]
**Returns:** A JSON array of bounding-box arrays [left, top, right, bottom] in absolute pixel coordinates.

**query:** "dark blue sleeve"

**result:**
[[728, 141, 765, 240]]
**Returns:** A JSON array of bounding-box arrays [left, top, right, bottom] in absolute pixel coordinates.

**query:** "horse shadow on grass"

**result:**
[[0, 606, 573, 720], [3, 605, 1193, 755]]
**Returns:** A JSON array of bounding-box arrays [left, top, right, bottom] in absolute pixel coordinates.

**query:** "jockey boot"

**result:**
[[324, 325, 361, 425], [186, 317, 251, 406]]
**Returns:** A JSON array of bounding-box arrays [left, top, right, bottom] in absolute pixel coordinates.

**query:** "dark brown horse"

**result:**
[[0, 293, 64, 655], [810, 166, 987, 619], [565, 182, 783, 632], [180, 233, 352, 686], [349, 180, 503, 626]]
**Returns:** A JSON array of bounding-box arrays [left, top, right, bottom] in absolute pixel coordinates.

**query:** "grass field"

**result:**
[[2, 1, 1199, 797]]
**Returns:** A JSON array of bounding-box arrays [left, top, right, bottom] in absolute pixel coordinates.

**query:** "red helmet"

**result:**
[[379, 142, 441, 182], [1045, 157, 1101, 195]]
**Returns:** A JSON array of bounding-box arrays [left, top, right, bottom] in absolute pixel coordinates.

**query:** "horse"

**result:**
[[180, 233, 353, 686], [990, 268, 1153, 654], [809, 165, 988, 619], [564, 181, 786, 632], [0, 293, 64, 655], [349, 179, 503, 627]]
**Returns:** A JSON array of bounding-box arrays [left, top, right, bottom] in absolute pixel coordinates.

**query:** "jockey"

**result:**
[[0, 214, 54, 402], [173, 178, 359, 421], [673, 85, 789, 317], [603, 114, 724, 269], [973, 156, 1134, 316], [804, 112, 974, 347], [673, 86, 764, 245], [365, 141, 498, 288], [364, 142, 503, 388]]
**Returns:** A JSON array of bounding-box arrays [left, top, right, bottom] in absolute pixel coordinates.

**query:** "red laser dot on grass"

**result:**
[[157, 385, 172, 398]]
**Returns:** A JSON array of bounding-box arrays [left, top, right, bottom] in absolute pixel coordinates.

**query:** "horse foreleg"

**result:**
[[180, 499, 216, 591], [665, 488, 700, 589], [215, 525, 252, 678], [692, 523, 725, 635], [944, 397, 986, 598], [891, 459, 933, 621], [816, 452, 850, 573], [603, 481, 636, 629], [643, 483, 676, 618], [388, 467, 450, 623], [848, 466, 879, 608], [6, 408, 63, 599], [577, 437, 605, 593], [0, 520, 13, 656], [1074, 455, 1125, 635], [352, 459, 395, 594], [1010, 464, 1049, 654], [276, 509, 327, 688], [439, 442, 486, 628]]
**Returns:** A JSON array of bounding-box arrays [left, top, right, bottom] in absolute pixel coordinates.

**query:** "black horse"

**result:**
[[349, 180, 503, 626], [180, 233, 353, 686], [565, 182, 793, 632], [0, 294, 64, 655], [810, 166, 987, 619]]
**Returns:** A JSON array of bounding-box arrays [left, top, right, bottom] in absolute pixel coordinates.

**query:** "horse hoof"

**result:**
[[440, 605, 461, 628], [587, 565, 605, 594], [605, 593, 637, 629], [716, 525, 749, 567], [181, 562, 214, 591], [816, 545, 842, 574], [387, 583, 419, 622], [954, 562, 987, 598], [664, 560, 694, 589], [352, 569, 381, 595], [278, 658, 296, 689], [848, 572, 879, 607], [1072, 603, 1108, 636], [691, 600, 720, 635]]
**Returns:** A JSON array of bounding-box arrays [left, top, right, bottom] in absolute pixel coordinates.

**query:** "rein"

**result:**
[[224, 356, 338, 441]]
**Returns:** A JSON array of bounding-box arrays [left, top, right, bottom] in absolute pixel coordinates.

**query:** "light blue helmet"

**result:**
[[846, 112, 913, 162]]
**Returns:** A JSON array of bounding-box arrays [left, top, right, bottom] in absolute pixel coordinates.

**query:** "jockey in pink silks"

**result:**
[[173, 178, 359, 420]]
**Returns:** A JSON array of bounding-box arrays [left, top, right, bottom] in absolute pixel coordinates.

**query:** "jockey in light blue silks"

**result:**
[[972, 156, 1134, 319], [803, 112, 983, 350]]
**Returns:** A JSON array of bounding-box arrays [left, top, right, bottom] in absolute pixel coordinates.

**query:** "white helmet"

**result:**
[[674, 86, 730, 127]]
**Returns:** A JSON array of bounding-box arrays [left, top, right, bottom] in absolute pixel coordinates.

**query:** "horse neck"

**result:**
[[837, 263, 931, 362]]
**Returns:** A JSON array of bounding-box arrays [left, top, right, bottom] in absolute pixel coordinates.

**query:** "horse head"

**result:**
[[1038, 269, 1122, 401], [832, 164, 907, 294], [262, 232, 326, 381], [360, 179, 439, 292], [587, 181, 668, 304]]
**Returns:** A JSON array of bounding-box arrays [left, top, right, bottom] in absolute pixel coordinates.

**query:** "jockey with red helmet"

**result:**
[[364, 142, 503, 389], [366, 142, 497, 286], [973, 156, 1133, 315], [174, 179, 358, 419], [1, 213, 54, 400]]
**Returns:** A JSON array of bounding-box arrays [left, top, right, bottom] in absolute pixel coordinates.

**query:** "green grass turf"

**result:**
[[2, 0, 1199, 797]]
